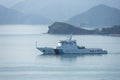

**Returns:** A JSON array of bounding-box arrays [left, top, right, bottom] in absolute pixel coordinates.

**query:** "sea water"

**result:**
[[0, 25, 120, 80]]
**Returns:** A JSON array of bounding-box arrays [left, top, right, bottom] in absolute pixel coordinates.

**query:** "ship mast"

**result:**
[[36, 41, 38, 48], [69, 34, 72, 41]]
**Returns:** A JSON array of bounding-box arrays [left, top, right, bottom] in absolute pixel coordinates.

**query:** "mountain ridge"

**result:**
[[0, 4, 51, 25], [67, 5, 120, 27]]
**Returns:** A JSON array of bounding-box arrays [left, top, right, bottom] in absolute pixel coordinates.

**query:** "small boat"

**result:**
[[36, 35, 108, 55]]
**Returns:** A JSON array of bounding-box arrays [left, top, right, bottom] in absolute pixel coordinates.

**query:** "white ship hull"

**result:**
[[37, 47, 107, 55]]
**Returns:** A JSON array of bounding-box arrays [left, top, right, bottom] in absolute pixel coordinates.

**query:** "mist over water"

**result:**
[[0, 25, 120, 80]]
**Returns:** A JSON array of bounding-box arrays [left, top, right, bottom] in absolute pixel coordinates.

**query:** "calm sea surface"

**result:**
[[0, 25, 120, 80]]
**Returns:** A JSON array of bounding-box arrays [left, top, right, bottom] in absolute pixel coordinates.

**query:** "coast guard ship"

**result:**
[[36, 35, 107, 55]]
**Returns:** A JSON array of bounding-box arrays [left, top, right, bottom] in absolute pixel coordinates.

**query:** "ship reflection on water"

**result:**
[[37, 53, 106, 62]]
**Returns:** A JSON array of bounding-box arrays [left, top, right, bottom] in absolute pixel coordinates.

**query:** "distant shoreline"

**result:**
[[46, 33, 120, 37], [107, 34, 120, 37]]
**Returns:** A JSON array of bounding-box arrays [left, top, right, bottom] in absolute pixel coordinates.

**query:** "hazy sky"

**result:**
[[0, 0, 24, 7], [0, 0, 120, 9]]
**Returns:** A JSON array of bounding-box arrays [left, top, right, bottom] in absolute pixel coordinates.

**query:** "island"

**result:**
[[48, 22, 120, 35], [48, 22, 98, 34]]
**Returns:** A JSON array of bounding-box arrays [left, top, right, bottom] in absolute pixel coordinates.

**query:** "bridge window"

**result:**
[[43, 50, 45, 52]]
